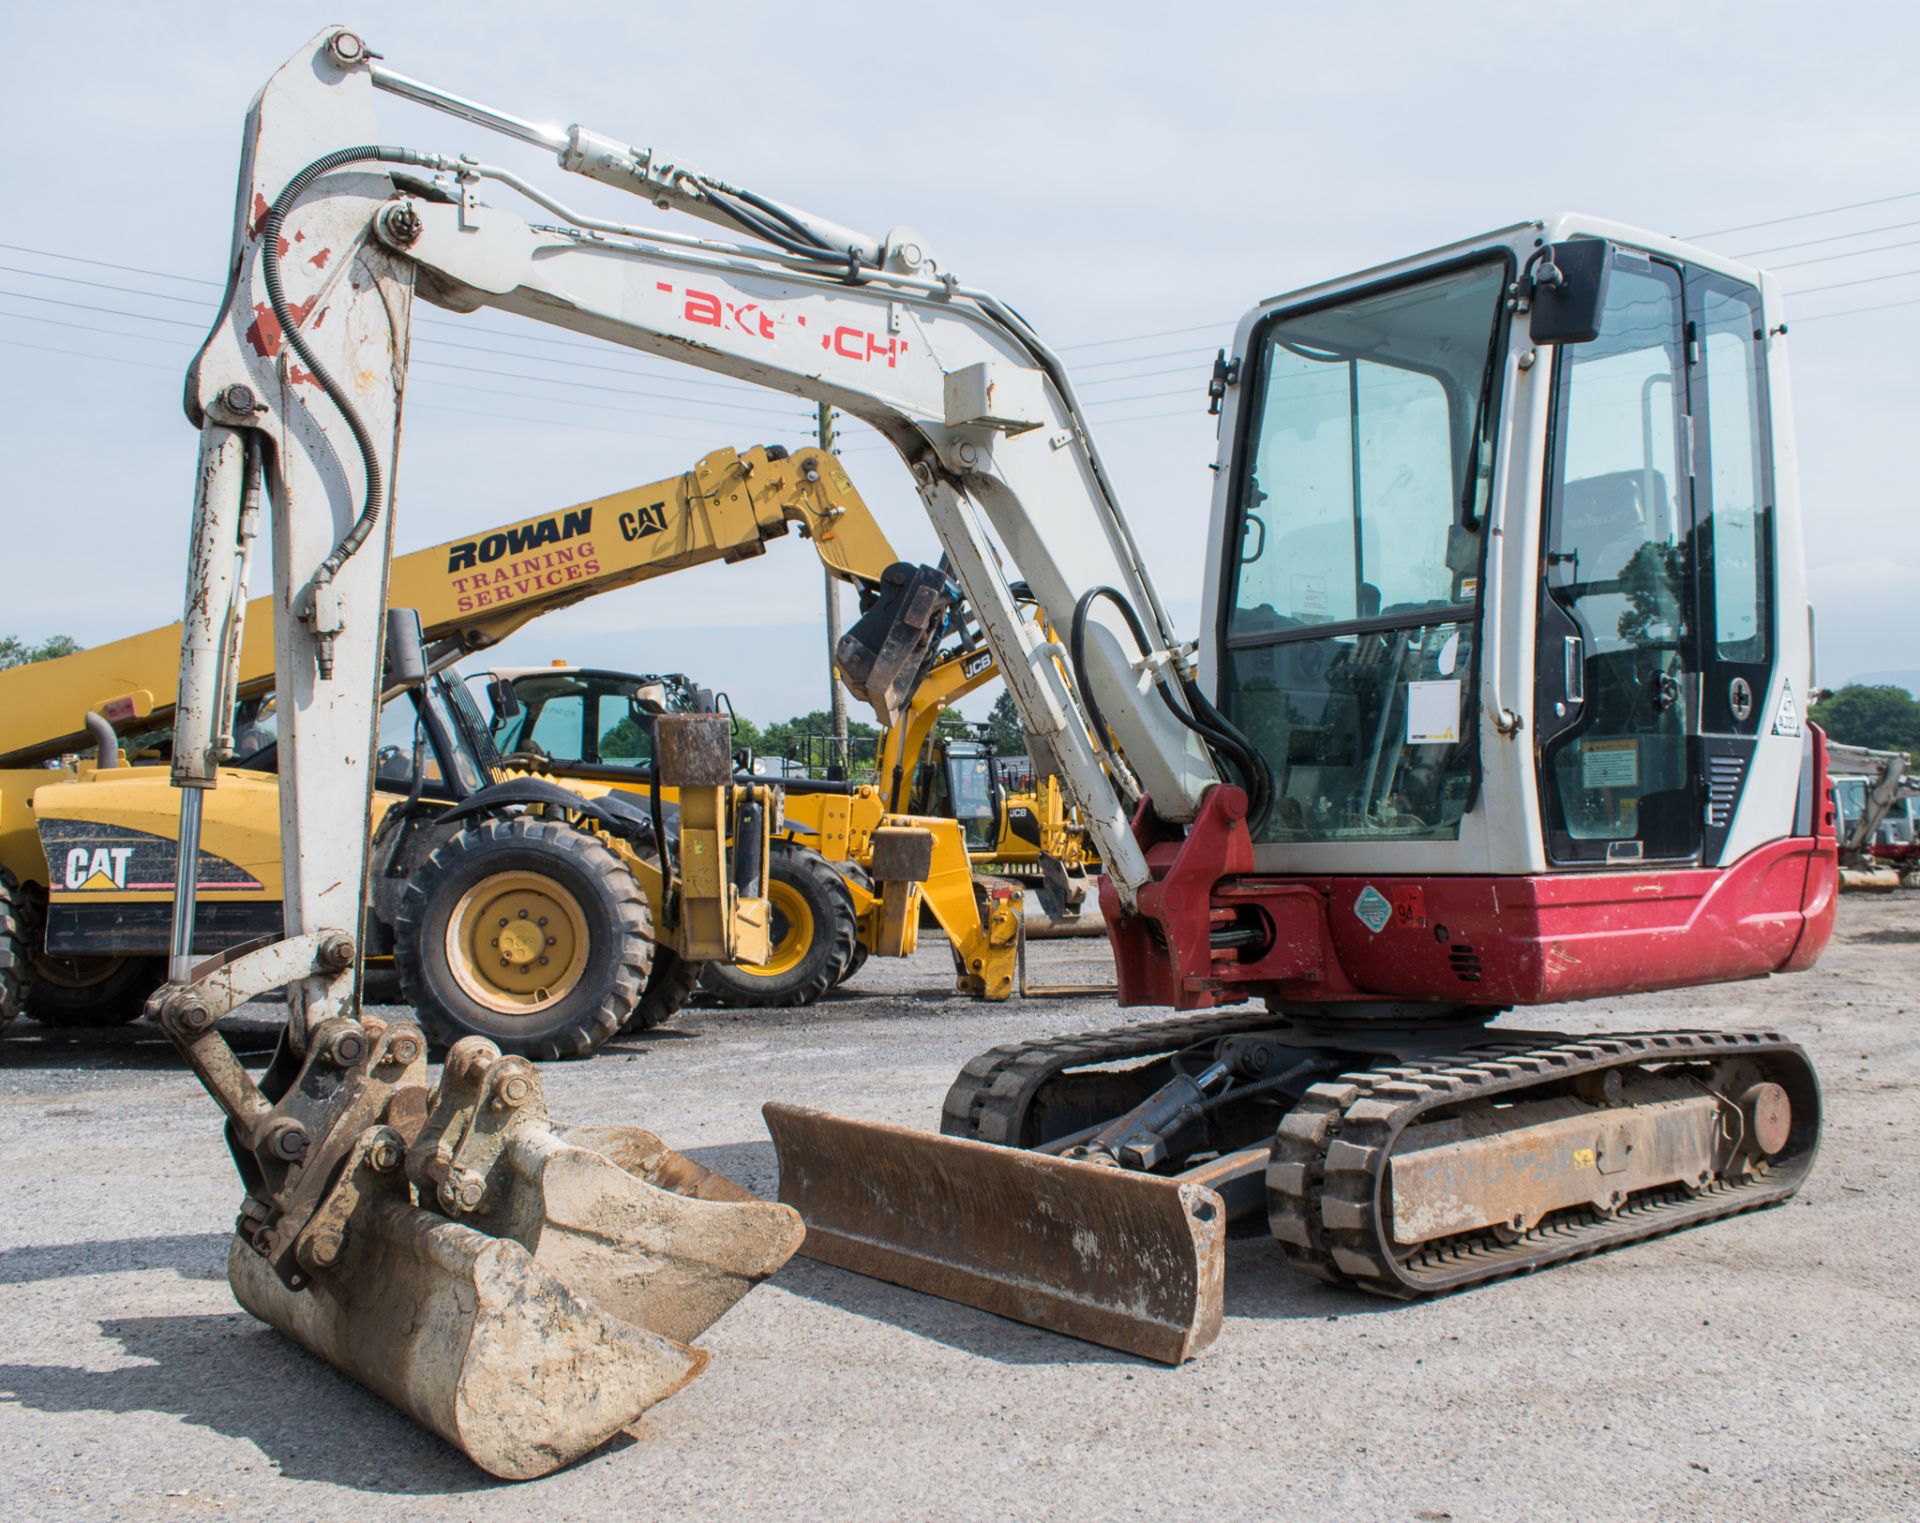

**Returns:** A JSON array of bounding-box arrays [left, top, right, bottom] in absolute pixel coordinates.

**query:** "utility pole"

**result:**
[[819, 404, 850, 773]]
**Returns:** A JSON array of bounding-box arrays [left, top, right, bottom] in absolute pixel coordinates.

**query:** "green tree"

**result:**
[[0, 633, 82, 670], [1809, 684, 1920, 754], [726, 714, 764, 756], [983, 689, 1025, 755], [758, 709, 881, 778]]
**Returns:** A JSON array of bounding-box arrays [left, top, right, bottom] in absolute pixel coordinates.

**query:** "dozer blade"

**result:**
[[764, 1103, 1224, 1363], [229, 1201, 708, 1482]]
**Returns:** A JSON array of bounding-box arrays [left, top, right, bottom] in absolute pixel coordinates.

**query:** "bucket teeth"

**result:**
[[764, 1102, 1224, 1364]]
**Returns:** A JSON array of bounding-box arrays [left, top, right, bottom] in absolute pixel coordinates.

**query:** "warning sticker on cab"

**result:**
[[1354, 885, 1392, 934], [1581, 738, 1639, 790], [1773, 678, 1801, 737]]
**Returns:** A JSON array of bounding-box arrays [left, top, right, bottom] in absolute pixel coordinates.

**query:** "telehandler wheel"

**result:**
[[626, 947, 702, 1033], [836, 941, 871, 989], [698, 843, 856, 1008], [24, 950, 164, 1028], [394, 815, 653, 1061], [0, 871, 23, 1035], [829, 863, 872, 989]]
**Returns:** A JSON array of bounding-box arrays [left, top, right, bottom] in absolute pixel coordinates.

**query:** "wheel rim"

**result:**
[[31, 952, 133, 991], [745, 878, 815, 979], [444, 870, 592, 1016]]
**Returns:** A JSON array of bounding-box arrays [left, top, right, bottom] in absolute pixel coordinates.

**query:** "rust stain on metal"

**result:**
[[1388, 1093, 1722, 1244], [245, 296, 318, 358], [764, 1102, 1224, 1364]]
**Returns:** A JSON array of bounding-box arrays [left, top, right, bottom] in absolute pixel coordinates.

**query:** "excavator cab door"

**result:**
[[1535, 251, 1781, 868]]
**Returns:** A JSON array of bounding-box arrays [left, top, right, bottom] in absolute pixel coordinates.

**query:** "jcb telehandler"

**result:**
[[476, 593, 1098, 1008], [144, 28, 1835, 1476]]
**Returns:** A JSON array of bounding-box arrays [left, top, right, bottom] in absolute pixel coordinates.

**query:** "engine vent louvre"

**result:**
[[1706, 752, 1747, 829], [1448, 943, 1483, 983]]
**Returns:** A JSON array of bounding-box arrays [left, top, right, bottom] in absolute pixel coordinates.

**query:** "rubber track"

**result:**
[[1268, 1029, 1818, 1298], [940, 1009, 1286, 1146]]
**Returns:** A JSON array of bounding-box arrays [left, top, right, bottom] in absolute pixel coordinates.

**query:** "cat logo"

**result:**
[[619, 502, 669, 541], [65, 846, 134, 891]]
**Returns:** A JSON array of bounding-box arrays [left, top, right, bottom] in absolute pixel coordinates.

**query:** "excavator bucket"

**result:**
[[763, 1103, 1224, 1363], [198, 1023, 802, 1479], [228, 1201, 708, 1481]]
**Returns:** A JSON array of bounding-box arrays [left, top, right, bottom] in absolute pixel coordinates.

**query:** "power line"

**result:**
[[1791, 293, 1920, 324], [1073, 344, 1214, 372], [0, 262, 215, 306], [0, 331, 809, 449], [1772, 236, 1920, 271], [0, 288, 205, 327], [1732, 217, 1920, 259], [1788, 265, 1920, 298], [1076, 362, 1209, 390], [1056, 321, 1228, 353], [0, 242, 222, 288], [1082, 385, 1195, 409], [0, 335, 180, 373], [0, 309, 189, 346], [1689, 190, 1920, 240]]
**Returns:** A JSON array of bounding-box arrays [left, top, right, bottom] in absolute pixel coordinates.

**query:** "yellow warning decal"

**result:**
[[1572, 1147, 1596, 1169]]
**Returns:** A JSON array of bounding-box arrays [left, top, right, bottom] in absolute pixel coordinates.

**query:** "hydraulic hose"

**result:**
[[1069, 585, 1274, 834], [259, 145, 435, 584]]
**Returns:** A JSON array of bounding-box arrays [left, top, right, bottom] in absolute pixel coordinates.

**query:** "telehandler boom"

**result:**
[[156, 28, 1835, 1471], [2, 444, 877, 1044]]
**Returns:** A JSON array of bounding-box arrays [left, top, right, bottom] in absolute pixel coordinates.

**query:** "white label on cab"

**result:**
[[1406, 680, 1461, 744]]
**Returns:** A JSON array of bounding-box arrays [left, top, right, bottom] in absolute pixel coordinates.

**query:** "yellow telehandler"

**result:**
[[481, 607, 1102, 1006], [0, 445, 889, 1051]]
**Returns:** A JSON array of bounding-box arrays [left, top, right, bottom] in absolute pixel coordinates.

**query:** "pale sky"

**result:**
[[4, 1, 1916, 720]]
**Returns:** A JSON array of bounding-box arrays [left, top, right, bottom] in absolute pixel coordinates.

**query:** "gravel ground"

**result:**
[[2, 896, 1916, 1522]]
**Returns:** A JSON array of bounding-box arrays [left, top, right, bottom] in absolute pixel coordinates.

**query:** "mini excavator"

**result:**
[[151, 27, 1834, 1474]]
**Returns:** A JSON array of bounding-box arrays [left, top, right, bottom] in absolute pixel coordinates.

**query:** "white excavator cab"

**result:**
[[1101, 220, 1834, 1011]]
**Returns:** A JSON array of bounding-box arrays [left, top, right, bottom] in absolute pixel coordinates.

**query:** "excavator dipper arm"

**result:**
[[155, 32, 808, 1476]]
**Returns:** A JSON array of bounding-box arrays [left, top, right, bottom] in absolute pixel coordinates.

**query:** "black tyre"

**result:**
[[698, 843, 856, 1008], [829, 862, 872, 989], [835, 940, 871, 989], [0, 871, 22, 1035], [394, 815, 652, 1060], [24, 948, 163, 1028], [626, 947, 701, 1032]]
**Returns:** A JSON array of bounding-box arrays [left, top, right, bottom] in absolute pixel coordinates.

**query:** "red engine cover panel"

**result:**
[[1103, 730, 1840, 1013]]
